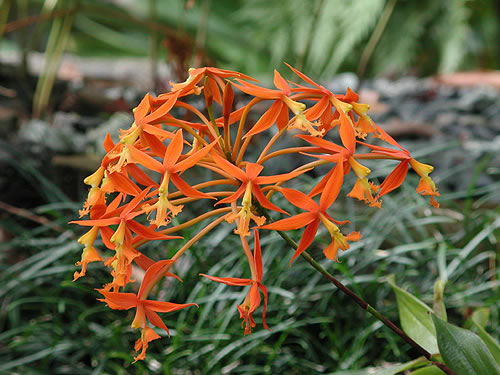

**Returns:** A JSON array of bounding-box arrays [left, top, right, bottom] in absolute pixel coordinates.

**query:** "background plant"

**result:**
[[0, 0, 498, 373]]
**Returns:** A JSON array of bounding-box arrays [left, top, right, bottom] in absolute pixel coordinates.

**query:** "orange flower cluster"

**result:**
[[71, 65, 439, 361]]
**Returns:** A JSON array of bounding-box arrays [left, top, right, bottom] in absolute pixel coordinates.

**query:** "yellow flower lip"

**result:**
[[282, 96, 306, 115], [352, 102, 370, 116], [83, 166, 105, 187], [78, 226, 99, 247], [410, 158, 434, 177], [110, 221, 126, 245], [348, 157, 371, 179], [331, 97, 352, 113]]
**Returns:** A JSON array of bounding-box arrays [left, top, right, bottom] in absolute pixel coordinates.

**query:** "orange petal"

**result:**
[[163, 129, 184, 169], [319, 160, 344, 210], [273, 70, 291, 95], [142, 91, 180, 124], [339, 112, 356, 154], [210, 153, 247, 181], [232, 80, 281, 100], [297, 134, 346, 154], [289, 219, 320, 265], [138, 259, 176, 299], [128, 221, 180, 240], [97, 290, 137, 309], [280, 187, 318, 212], [260, 212, 316, 231], [245, 100, 283, 137], [142, 299, 198, 313], [253, 230, 263, 282], [377, 160, 409, 198], [275, 101, 289, 130], [258, 283, 270, 330], [252, 184, 288, 215], [305, 96, 330, 121], [134, 94, 151, 123], [284, 62, 322, 89], [244, 163, 264, 180], [254, 167, 310, 185], [199, 273, 253, 286], [69, 217, 120, 227], [173, 139, 217, 173]]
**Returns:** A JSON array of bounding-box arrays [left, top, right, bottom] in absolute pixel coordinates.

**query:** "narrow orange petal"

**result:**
[[232, 80, 280, 100], [253, 229, 263, 282], [254, 167, 310, 185], [138, 259, 176, 298], [141, 91, 180, 124], [377, 160, 409, 198], [252, 184, 288, 215], [280, 187, 318, 212], [163, 129, 184, 169], [173, 140, 217, 173], [284, 63, 322, 89], [245, 100, 283, 137], [69, 217, 119, 227], [199, 273, 253, 286], [258, 283, 270, 330], [210, 153, 247, 181], [134, 94, 151, 123], [339, 112, 356, 154], [97, 290, 137, 309], [289, 219, 320, 265], [260, 212, 316, 231], [319, 160, 344, 210], [273, 70, 291, 95], [244, 163, 264, 180], [142, 300, 198, 313], [128, 145, 164, 173]]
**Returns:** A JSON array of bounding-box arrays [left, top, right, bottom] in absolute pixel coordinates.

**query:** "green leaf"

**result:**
[[471, 319, 500, 367], [467, 307, 490, 329], [331, 357, 427, 375], [432, 280, 447, 321], [409, 366, 445, 374], [388, 276, 439, 354], [432, 314, 500, 375]]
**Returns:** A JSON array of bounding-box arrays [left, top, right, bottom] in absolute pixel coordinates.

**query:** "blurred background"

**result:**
[[0, 0, 498, 374]]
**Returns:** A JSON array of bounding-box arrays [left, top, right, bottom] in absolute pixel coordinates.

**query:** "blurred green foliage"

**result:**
[[2, 0, 498, 79], [0, 141, 498, 373]]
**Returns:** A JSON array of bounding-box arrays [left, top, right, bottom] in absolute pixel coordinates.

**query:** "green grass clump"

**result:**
[[0, 142, 498, 374]]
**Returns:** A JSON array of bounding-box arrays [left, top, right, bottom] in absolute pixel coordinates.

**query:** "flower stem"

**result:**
[[275, 229, 457, 375]]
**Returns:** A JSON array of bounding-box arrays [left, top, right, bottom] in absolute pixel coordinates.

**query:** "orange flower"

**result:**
[[261, 162, 361, 264], [200, 230, 269, 335], [71, 188, 180, 290], [107, 93, 179, 173], [298, 135, 381, 207], [286, 64, 357, 143], [128, 129, 217, 225], [166, 66, 257, 99], [98, 260, 197, 361], [232, 70, 309, 136], [211, 153, 309, 236], [355, 141, 439, 207]]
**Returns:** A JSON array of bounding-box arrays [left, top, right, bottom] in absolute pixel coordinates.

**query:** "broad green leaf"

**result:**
[[409, 366, 445, 374], [388, 277, 439, 354], [471, 319, 500, 367], [432, 315, 500, 375], [466, 307, 490, 329]]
